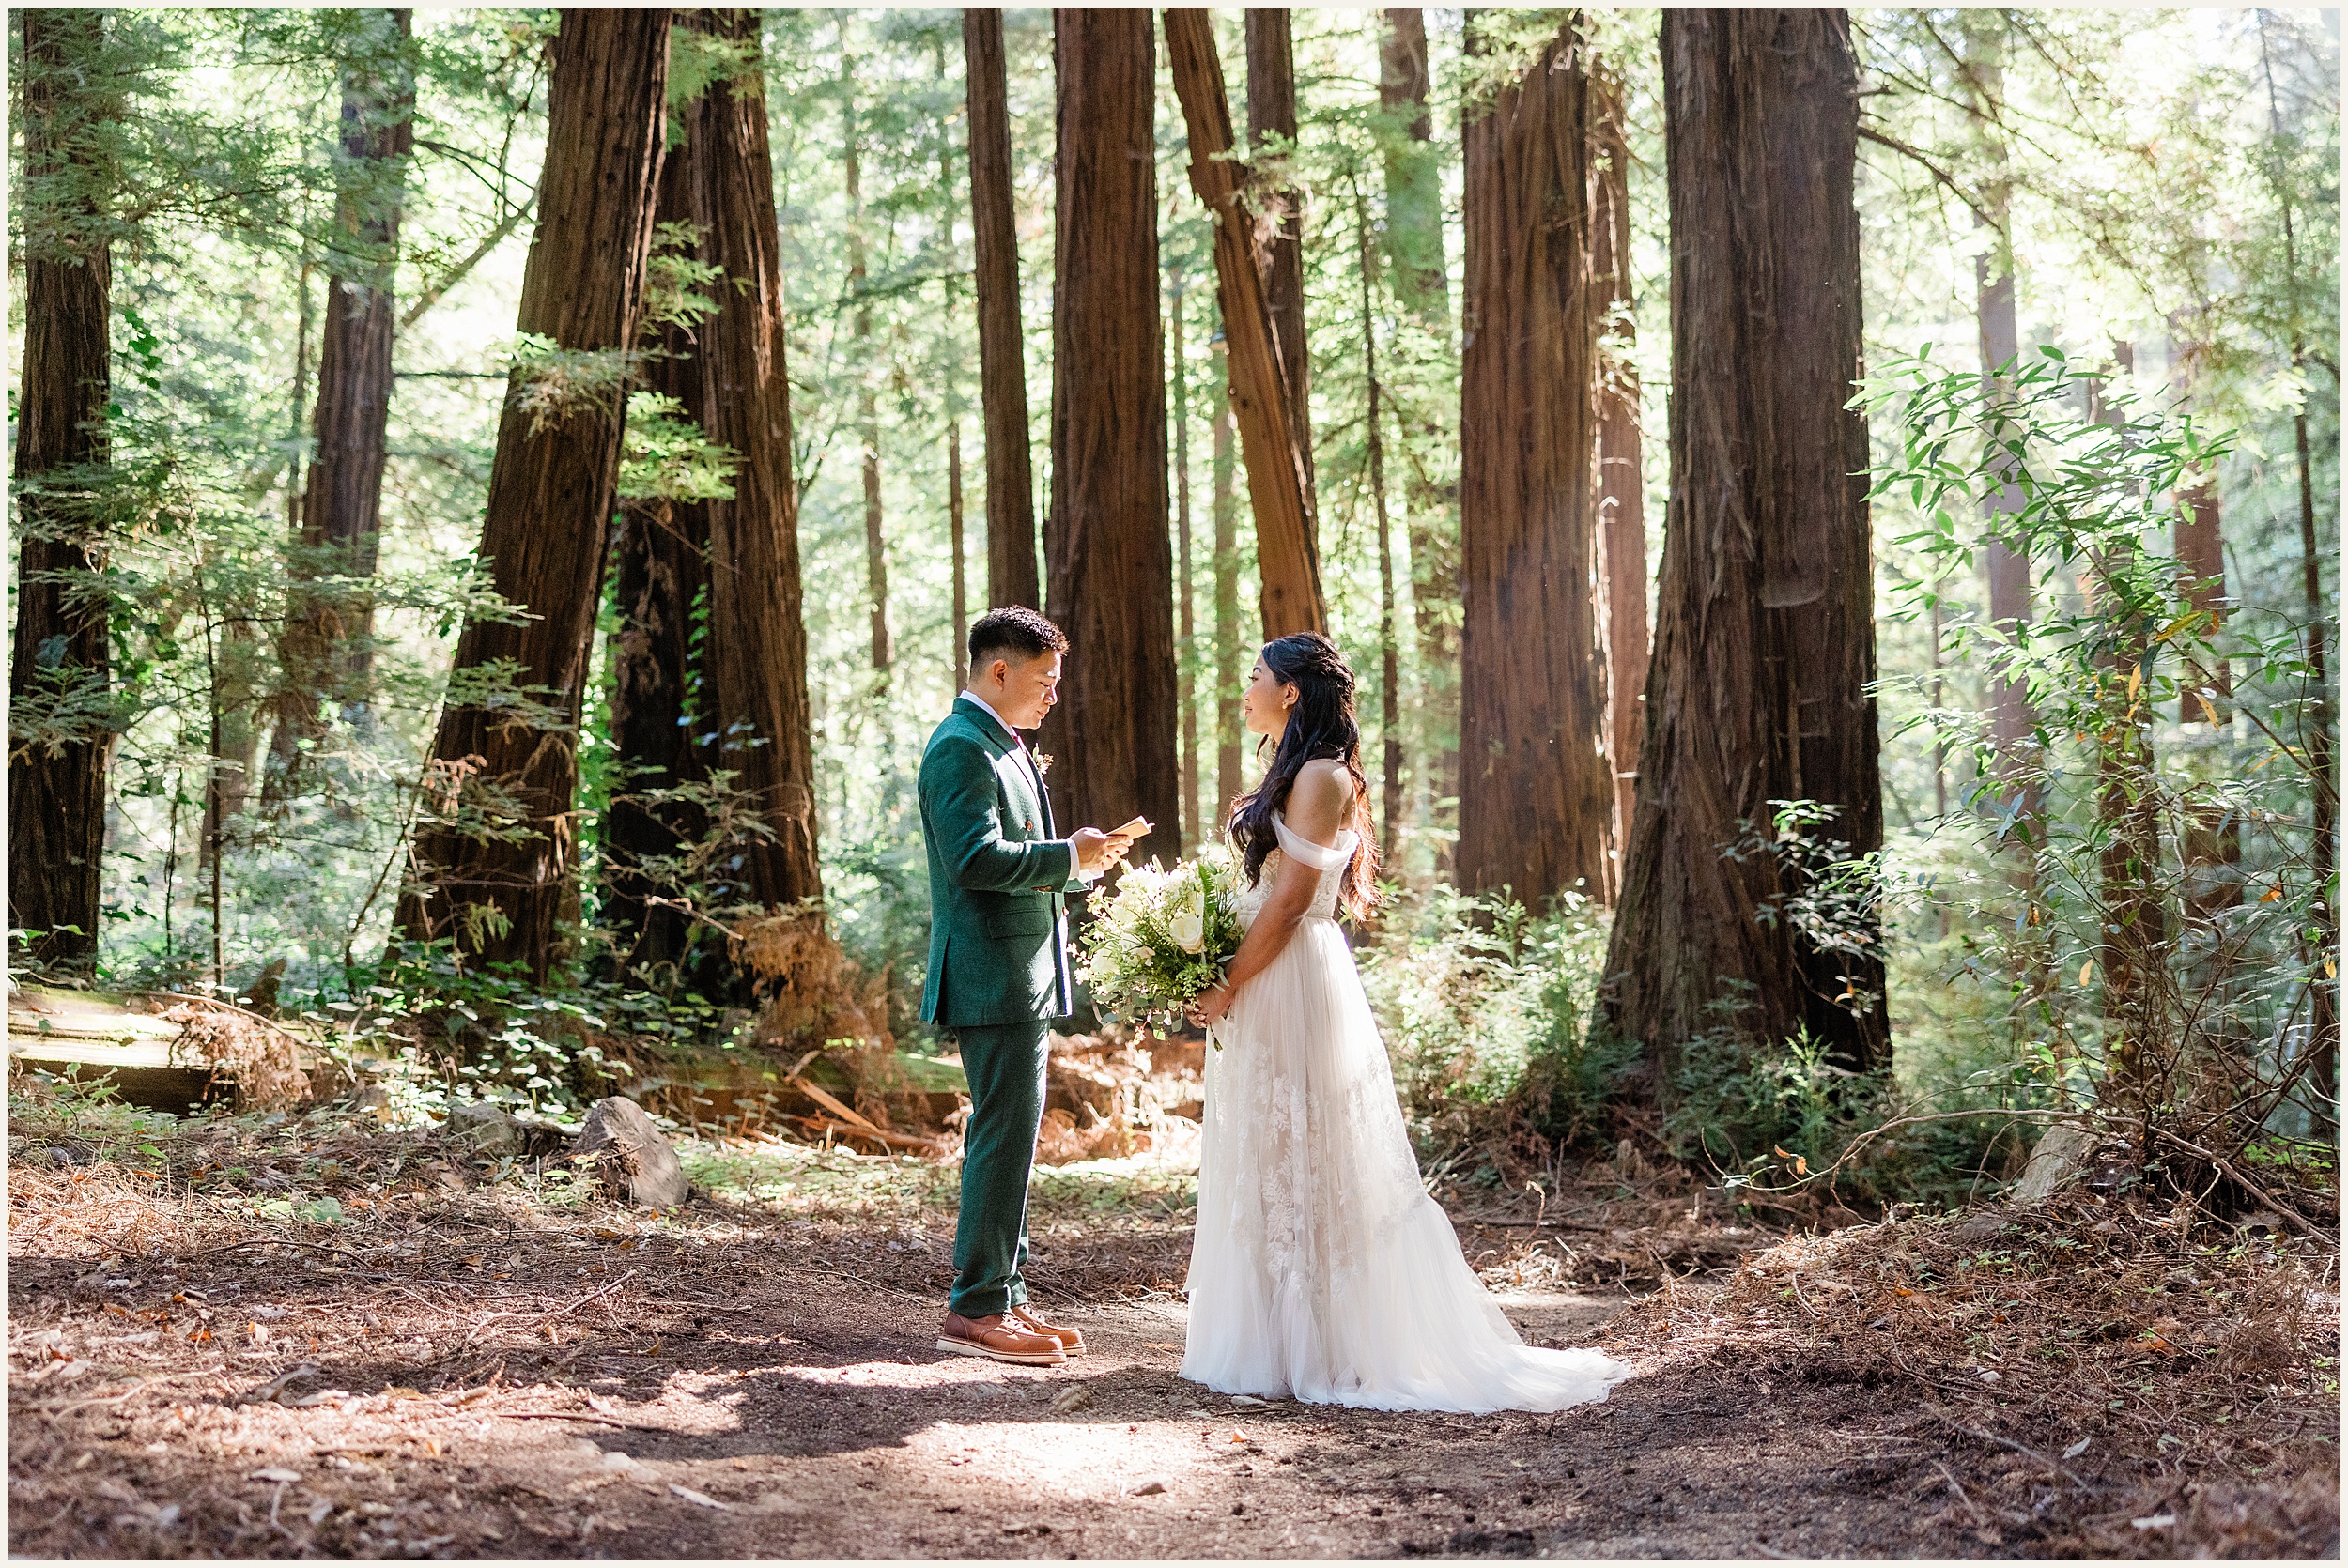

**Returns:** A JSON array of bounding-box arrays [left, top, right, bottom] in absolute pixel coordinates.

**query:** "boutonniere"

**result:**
[[1031, 752, 1054, 776]]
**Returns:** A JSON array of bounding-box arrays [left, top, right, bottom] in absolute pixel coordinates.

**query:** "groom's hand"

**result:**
[[1071, 827, 1115, 876]]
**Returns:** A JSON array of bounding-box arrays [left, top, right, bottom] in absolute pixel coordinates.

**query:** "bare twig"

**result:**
[[2147, 1127, 2333, 1238]]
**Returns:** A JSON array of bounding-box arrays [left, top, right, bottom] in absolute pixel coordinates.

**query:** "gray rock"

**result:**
[[446, 1101, 519, 1157], [572, 1096, 687, 1207], [2013, 1122, 2098, 1204]]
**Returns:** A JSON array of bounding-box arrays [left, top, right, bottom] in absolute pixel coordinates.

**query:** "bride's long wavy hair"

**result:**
[[1228, 633, 1383, 921]]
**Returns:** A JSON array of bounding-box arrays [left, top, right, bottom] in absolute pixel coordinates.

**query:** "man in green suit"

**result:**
[[920, 607, 1123, 1366]]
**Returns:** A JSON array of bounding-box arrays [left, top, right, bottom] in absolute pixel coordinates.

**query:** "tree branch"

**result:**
[[1857, 123, 1996, 228]]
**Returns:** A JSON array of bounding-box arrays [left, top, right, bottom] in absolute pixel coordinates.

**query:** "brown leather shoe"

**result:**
[[1010, 1303, 1085, 1357], [936, 1311, 1068, 1366]]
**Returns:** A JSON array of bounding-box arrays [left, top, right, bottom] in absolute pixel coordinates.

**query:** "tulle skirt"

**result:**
[[1181, 915, 1630, 1414]]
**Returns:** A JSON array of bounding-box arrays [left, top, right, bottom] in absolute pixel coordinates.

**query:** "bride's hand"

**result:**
[[1186, 982, 1233, 1030]]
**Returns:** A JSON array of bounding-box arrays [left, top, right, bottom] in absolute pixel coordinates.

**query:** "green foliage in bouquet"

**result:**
[[1078, 848, 1248, 1038]]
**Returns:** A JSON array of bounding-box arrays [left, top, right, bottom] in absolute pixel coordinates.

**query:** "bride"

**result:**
[[1182, 633, 1629, 1414]]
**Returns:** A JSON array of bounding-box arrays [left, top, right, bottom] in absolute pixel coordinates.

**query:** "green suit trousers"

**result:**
[[950, 1020, 1050, 1318]]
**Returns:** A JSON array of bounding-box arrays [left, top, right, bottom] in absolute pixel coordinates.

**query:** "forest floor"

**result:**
[[7, 1077, 2339, 1561]]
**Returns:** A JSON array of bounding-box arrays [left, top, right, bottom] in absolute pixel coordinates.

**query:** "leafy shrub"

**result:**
[[1358, 884, 1632, 1154]]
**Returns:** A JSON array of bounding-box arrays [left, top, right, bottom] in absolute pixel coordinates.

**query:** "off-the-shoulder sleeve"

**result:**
[[1272, 812, 1357, 871]]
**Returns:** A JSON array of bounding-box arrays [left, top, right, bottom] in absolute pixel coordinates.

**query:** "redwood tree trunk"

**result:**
[[843, 62, 892, 675], [396, 7, 668, 979], [2174, 453, 2240, 923], [1358, 190, 1403, 863], [603, 56, 715, 976], [1171, 276, 1200, 851], [1378, 8, 1448, 319], [697, 5, 824, 920], [1165, 8, 1323, 640], [964, 8, 1041, 612], [1380, 5, 1459, 864], [1246, 7, 1317, 543], [1456, 21, 1612, 904], [8, 8, 115, 967], [1967, 11, 2035, 817], [1041, 8, 1180, 872], [1593, 67, 1647, 899], [280, 6, 414, 753], [1213, 392, 1242, 829], [2090, 346, 2170, 1095], [1601, 8, 1889, 1076]]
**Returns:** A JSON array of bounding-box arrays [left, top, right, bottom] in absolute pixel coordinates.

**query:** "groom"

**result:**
[[919, 607, 1121, 1366]]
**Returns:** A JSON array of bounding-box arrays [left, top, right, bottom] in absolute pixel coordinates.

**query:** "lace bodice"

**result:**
[[1230, 812, 1357, 927]]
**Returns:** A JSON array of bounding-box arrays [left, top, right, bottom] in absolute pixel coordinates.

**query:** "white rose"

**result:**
[[1169, 909, 1205, 953]]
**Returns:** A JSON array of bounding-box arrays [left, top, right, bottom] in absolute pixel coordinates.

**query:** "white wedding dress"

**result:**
[[1182, 812, 1630, 1414]]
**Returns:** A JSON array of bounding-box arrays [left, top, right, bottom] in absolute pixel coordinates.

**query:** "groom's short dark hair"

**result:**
[[968, 607, 1067, 669]]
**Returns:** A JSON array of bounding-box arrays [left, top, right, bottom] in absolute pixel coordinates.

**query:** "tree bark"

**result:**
[[8, 8, 116, 967], [1380, 5, 1459, 867], [1593, 66, 1646, 900], [843, 55, 892, 676], [950, 420, 968, 690], [396, 7, 669, 979], [2087, 346, 2170, 1094], [1378, 8, 1448, 320], [965, 8, 1041, 612], [697, 6, 824, 922], [1172, 276, 1200, 853], [1041, 7, 1180, 872], [1246, 7, 1317, 544], [277, 6, 414, 764], [1455, 20, 1612, 905], [1601, 8, 1889, 1076], [1164, 8, 1324, 640], [1213, 387, 1242, 831], [602, 35, 715, 976], [1965, 10, 2035, 818], [1357, 187, 1404, 865], [2174, 448, 2241, 923]]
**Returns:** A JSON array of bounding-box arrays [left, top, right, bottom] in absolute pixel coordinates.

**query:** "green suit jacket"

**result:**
[[919, 697, 1084, 1026]]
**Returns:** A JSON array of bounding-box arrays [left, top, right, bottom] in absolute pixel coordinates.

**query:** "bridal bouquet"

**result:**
[[1077, 845, 1245, 1044]]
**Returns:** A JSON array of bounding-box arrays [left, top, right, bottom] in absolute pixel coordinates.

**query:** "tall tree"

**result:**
[[842, 47, 892, 676], [397, 7, 670, 978], [939, 34, 969, 688], [1593, 65, 1647, 896], [1165, 7, 1324, 639], [1455, 20, 1613, 903], [1355, 185, 1404, 862], [2085, 346, 2169, 1091], [2255, 11, 2337, 1100], [274, 6, 415, 769], [963, 8, 1041, 612], [1965, 10, 2035, 815], [1378, 5, 1459, 859], [1377, 8, 1447, 318], [602, 85, 715, 975], [8, 8, 116, 966], [1602, 8, 1889, 1076], [2171, 355, 2240, 925], [1171, 273, 1201, 852], [1213, 383, 1242, 830], [1041, 7, 1180, 870], [1245, 7, 1317, 541], [694, 5, 824, 925]]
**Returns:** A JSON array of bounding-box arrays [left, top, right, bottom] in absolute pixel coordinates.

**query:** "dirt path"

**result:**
[[9, 1114, 2336, 1560], [9, 1253, 1975, 1560]]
